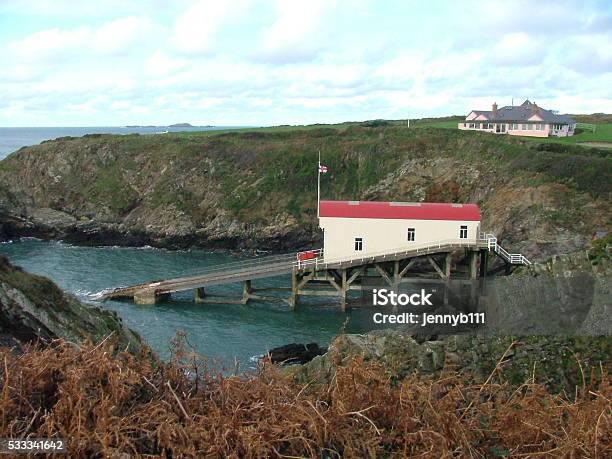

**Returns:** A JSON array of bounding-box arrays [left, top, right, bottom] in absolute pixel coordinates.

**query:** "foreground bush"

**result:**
[[0, 338, 610, 458]]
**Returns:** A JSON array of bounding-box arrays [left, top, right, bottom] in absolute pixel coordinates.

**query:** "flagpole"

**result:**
[[317, 150, 321, 218]]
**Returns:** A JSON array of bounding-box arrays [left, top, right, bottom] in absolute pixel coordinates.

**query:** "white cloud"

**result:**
[[93, 16, 158, 55], [145, 51, 188, 77], [7, 26, 91, 62], [258, 0, 332, 64], [489, 33, 545, 66], [170, 0, 246, 55], [0, 0, 610, 126]]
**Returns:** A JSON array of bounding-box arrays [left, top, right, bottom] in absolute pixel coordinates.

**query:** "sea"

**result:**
[[0, 126, 370, 367]]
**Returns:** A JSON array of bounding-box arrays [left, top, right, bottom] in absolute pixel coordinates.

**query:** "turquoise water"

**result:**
[[0, 239, 369, 367]]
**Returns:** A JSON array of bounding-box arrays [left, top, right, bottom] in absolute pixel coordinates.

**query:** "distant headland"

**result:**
[[124, 123, 212, 128]]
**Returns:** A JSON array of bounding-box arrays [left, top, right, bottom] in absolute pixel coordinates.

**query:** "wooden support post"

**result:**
[[398, 258, 416, 278], [444, 252, 452, 280], [393, 260, 400, 287], [469, 250, 478, 279], [242, 280, 252, 304], [427, 256, 446, 280], [346, 266, 365, 288], [374, 263, 393, 286], [340, 269, 347, 311], [479, 250, 488, 278], [288, 270, 298, 310], [194, 287, 206, 303]]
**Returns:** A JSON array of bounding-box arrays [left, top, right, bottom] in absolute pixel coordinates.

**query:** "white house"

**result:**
[[318, 200, 481, 262], [458, 100, 576, 137]]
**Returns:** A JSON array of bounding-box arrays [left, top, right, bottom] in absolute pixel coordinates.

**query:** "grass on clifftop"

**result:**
[[1, 338, 609, 457]]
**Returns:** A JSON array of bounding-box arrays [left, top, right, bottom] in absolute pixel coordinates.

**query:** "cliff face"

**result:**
[[0, 255, 144, 353], [0, 127, 609, 260]]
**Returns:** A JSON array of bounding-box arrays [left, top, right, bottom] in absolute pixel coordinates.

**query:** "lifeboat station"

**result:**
[[102, 198, 530, 310]]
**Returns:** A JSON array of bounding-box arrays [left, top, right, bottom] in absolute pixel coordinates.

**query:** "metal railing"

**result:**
[[293, 237, 481, 272], [101, 232, 532, 298], [480, 232, 531, 265], [295, 233, 531, 272]]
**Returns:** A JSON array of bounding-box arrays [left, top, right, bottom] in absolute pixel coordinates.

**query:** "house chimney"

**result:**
[[531, 102, 540, 115], [492, 102, 498, 118]]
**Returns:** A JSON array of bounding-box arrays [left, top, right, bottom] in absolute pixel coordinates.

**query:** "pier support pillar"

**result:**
[[479, 250, 488, 278], [288, 270, 298, 310], [469, 250, 478, 279], [242, 280, 253, 304], [444, 252, 452, 279], [339, 269, 347, 311], [134, 289, 157, 305], [194, 287, 206, 303]]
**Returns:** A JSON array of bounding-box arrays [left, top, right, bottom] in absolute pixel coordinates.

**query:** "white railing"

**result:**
[[295, 233, 531, 272], [293, 237, 481, 271], [480, 232, 531, 265]]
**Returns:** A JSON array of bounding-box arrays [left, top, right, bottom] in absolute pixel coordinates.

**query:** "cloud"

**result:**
[[6, 16, 160, 62], [93, 16, 158, 55], [489, 32, 545, 66], [257, 0, 332, 64], [6, 26, 91, 62], [170, 0, 248, 55], [0, 0, 610, 126]]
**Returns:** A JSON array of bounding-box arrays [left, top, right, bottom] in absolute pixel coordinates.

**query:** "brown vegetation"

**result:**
[[0, 337, 610, 458]]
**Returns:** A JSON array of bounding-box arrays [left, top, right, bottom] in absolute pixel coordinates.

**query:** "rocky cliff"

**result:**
[[0, 126, 609, 261], [0, 254, 144, 354]]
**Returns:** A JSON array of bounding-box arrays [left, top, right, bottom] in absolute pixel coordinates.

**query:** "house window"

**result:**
[[522, 124, 528, 130], [407, 228, 415, 241], [354, 237, 363, 251], [459, 225, 468, 239], [469, 123, 474, 128], [476, 123, 481, 129]]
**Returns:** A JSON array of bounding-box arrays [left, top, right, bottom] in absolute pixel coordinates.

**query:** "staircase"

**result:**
[[482, 233, 531, 265]]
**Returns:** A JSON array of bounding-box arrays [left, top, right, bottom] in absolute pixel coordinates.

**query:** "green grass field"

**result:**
[[171, 116, 612, 148], [413, 119, 612, 146]]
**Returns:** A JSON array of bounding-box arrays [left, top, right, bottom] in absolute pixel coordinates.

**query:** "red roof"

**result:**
[[319, 201, 480, 221]]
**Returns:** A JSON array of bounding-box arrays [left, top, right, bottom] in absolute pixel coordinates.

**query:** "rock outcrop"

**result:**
[[0, 127, 609, 260], [267, 342, 327, 365], [289, 332, 610, 393], [0, 255, 145, 354]]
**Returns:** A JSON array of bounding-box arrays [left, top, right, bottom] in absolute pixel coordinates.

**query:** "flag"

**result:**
[[318, 164, 328, 173]]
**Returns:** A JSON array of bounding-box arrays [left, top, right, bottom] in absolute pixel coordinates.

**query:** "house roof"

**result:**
[[468, 100, 575, 124], [319, 201, 481, 221]]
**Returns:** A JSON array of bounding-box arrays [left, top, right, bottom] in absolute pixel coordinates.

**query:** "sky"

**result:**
[[0, 0, 611, 127]]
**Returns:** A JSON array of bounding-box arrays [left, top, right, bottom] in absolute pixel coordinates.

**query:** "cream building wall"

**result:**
[[319, 217, 481, 262]]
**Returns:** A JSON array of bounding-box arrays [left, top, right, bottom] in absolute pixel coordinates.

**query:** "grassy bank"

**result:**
[[0, 123, 610, 255], [1, 339, 609, 457]]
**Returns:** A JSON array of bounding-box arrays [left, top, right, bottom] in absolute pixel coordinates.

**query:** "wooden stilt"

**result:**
[[469, 250, 478, 279], [194, 287, 206, 303], [340, 268, 347, 311], [479, 250, 488, 278], [288, 270, 298, 310], [242, 280, 252, 303]]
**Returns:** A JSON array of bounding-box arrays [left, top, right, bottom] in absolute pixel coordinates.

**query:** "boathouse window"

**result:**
[[407, 228, 415, 241], [459, 225, 468, 239], [354, 237, 363, 251]]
